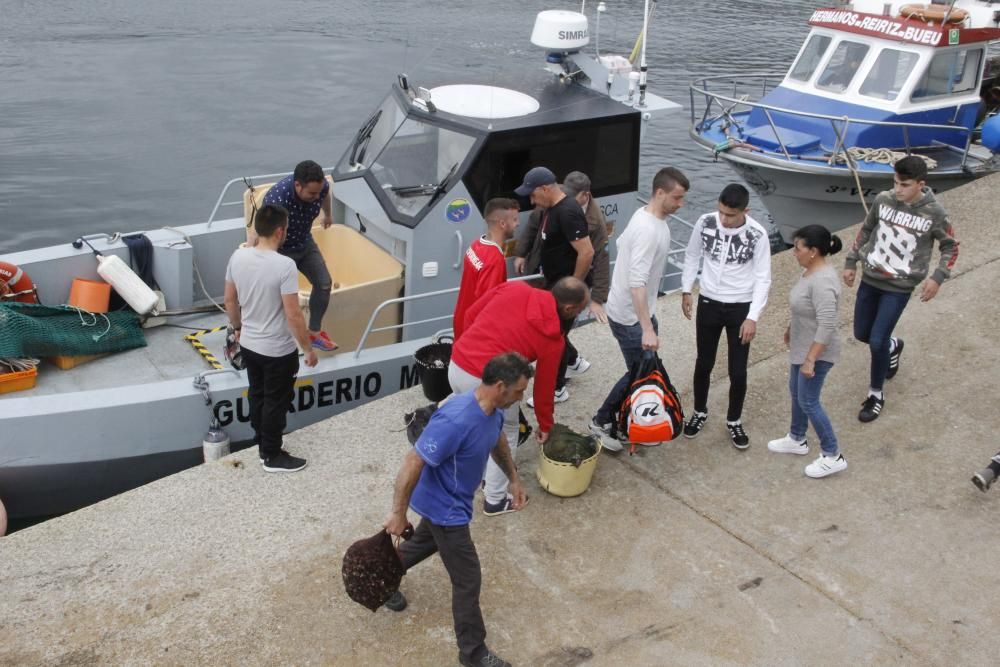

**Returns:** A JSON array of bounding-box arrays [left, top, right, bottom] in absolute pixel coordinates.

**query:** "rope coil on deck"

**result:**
[[832, 147, 938, 171], [184, 325, 227, 370]]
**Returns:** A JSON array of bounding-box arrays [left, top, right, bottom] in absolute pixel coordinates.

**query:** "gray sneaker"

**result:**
[[589, 418, 623, 452], [972, 468, 996, 492], [459, 649, 511, 667]]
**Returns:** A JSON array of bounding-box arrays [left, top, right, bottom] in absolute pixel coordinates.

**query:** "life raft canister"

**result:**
[[0, 261, 39, 303], [899, 4, 969, 25]]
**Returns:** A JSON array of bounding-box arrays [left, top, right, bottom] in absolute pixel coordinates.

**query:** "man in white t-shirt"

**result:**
[[224, 204, 318, 473], [588, 167, 689, 451]]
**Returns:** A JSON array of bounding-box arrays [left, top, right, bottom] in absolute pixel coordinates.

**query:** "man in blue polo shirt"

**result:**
[[262, 159, 338, 351], [383, 352, 530, 667]]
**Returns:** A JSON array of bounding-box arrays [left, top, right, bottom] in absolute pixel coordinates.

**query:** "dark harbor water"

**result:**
[[0, 0, 816, 254]]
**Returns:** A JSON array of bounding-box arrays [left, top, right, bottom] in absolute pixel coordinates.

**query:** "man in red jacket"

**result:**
[[449, 277, 590, 516]]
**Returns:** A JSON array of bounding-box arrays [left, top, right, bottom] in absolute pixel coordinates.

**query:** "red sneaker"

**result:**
[[310, 331, 338, 351]]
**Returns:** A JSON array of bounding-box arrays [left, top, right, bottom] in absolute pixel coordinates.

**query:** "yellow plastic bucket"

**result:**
[[536, 439, 602, 497]]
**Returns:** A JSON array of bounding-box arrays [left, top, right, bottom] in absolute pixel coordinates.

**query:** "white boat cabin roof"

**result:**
[[780, 1, 1000, 110]]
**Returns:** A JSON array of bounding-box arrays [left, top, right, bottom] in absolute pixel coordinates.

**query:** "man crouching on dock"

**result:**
[[383, 352, 530, 667]]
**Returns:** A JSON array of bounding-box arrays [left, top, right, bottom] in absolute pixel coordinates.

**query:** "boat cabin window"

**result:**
[[789, 34, 832, 82], [860, 48, 919, 101], [912, 47, 984, 100], [368, 117, 477, 218], [817, 40, 870, 92], [462, 115, 640, 211]]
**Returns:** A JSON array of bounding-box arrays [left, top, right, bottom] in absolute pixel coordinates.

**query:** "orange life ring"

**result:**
[[0, 261, 38, 303], [899, 4, 969, 24]]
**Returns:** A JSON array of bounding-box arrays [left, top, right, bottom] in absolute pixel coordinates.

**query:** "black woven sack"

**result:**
[[342, 527, 412, 612], [403, 403, 438, 445]]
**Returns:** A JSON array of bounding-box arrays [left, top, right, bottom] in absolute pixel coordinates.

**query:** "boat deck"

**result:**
[[10, 310, 235, 398], [697, 113, 996, 175]]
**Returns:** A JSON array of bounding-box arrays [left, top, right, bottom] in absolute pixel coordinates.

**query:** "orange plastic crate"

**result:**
[[0, 367, 38, 395], [48, 354, 105, 370]]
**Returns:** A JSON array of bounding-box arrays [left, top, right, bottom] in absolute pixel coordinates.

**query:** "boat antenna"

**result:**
[[628, 0, 657, 63], [942, 0, 958, 25], [637, 0, 654, 107]]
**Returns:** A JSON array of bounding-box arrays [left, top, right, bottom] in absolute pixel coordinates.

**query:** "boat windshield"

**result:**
[[369, 117, 477, 217], [912, 47, 984, 100], [789, 34, 832, 82], [337, 95, 408, 173], [859, 48, 919, 101], [817, 40, 870, 92]]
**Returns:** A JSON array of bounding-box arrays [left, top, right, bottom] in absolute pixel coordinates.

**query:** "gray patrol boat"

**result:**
[[0, 4, 686, 521]]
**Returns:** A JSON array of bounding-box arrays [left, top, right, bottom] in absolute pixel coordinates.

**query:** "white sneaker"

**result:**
[[588, 418, 622, 452], [805, 453, 847, 478], [526, 386, 569, 408], [767, 434, 809, 456], [565, 357, 591, 378]]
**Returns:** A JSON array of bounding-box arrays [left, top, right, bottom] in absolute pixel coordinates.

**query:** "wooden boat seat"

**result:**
[[242, 175, 336, 246]]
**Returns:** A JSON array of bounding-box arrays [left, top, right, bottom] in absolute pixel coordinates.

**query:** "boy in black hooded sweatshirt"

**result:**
[[842, 156, 959, 422]]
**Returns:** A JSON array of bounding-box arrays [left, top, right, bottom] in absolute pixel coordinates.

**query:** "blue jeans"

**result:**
[[789, 361, 838, 456], [853, 281, 911, 391], [595, 316, 658, 424]]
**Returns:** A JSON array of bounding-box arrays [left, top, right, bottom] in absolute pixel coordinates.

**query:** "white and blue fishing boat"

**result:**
[[0, 3, 683, 522], [690, 0, 1000, 243]]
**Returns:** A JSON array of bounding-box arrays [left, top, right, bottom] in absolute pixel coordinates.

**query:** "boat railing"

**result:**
[[689, 73, 978, 168], [353, 231, 692, 359], [353, 274, 543, 359], [206, 167, 336, 227]]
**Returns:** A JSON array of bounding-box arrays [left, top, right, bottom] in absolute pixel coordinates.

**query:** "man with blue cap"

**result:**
[[515, 166, 595, 406]]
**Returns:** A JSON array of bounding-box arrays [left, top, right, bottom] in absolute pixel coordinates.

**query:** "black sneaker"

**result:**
[[683, 412, 708, 438], [517, 412, 533, 447], [483, 495, 516, 517], [886, 338, 905, 380], [383, 590, 407, 612], [459, 649, 512, 667], [972, 468, 996, 492], [727, 422, 750, 450], [858, 395, 885, 423], [261, 451, 308, 473]]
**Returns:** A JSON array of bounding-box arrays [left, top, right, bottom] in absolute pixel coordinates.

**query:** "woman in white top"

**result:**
[[768, 225, 847, 478]]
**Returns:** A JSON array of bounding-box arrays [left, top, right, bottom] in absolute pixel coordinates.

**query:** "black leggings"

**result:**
[[692, 297, 751, 422]]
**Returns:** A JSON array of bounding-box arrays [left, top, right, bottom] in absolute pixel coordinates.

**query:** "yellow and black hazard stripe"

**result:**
[[184, 325, 227, 370]]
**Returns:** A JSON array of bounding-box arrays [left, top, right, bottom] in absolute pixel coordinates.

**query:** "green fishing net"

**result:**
[[0, 303, 147, 358]]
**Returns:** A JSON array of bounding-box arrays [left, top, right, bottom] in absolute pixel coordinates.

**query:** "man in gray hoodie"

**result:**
[[842, 156, 959, 422]]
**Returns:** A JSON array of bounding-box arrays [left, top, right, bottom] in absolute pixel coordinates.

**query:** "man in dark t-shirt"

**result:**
[[515, 167, 595, 404], [262, 160, 338, 352]]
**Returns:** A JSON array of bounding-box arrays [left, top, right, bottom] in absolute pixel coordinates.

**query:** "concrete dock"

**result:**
[[2, 174, 999, 666]]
